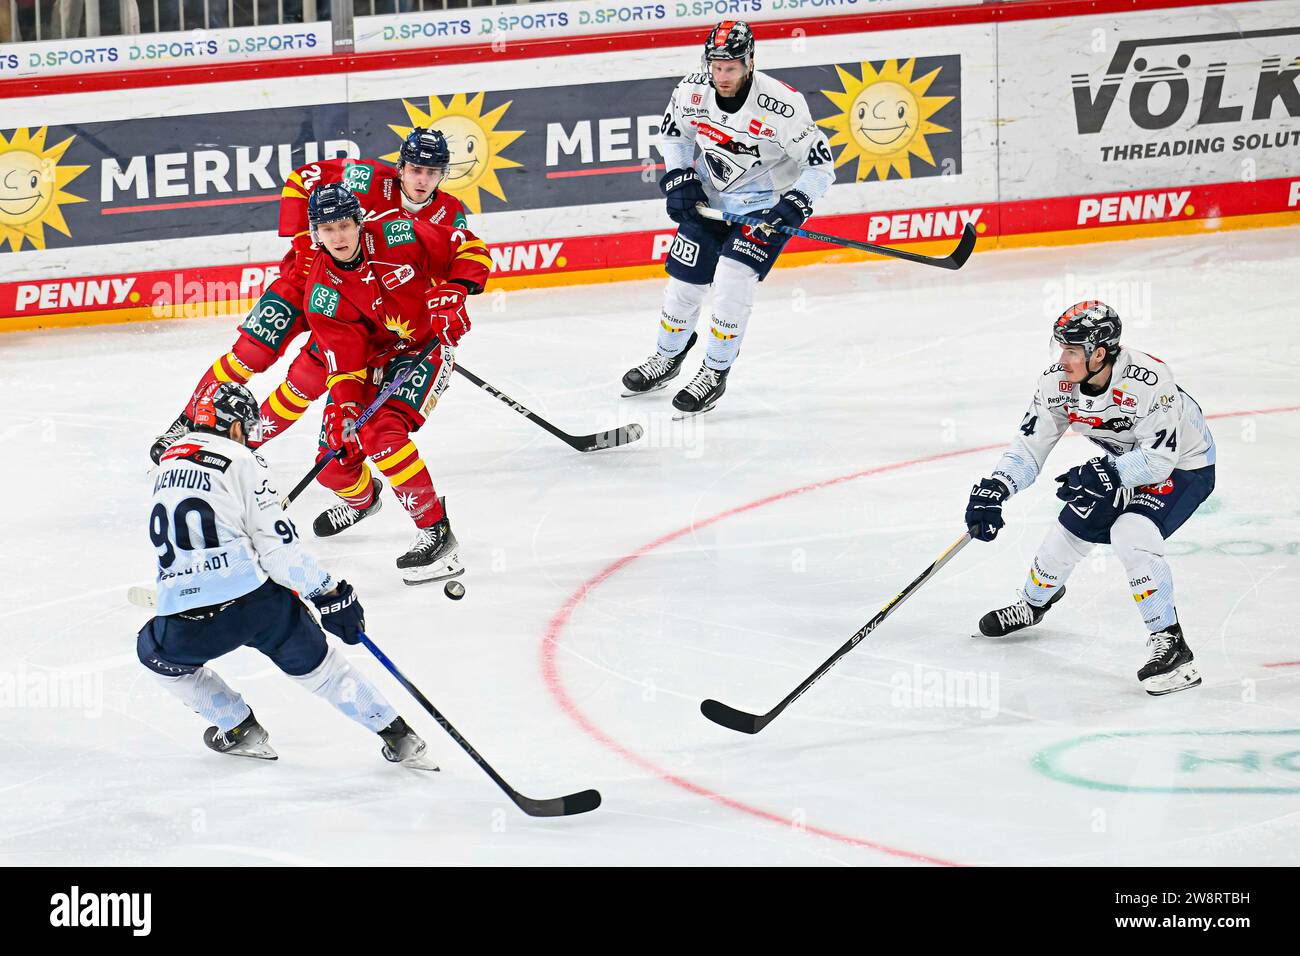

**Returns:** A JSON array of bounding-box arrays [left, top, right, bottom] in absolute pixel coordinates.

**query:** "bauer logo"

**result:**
[[309, 283, 339, 317], [383, 220, 414, 247], [343, 162, 373, 194], [816, 56, 962, 182]]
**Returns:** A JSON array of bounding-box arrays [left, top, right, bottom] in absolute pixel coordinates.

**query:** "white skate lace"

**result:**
[[635, 352, 675, 379], [325, 502, 361, 530], [1144, 631, 1175, 666], [409, 526, 439, 554], [995, 601, 1036, 630], [682, 366, 720, 401]]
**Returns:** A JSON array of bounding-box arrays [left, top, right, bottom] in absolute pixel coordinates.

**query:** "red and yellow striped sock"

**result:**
[[256, 380, 312, 446], [373, 441, 443, 525]]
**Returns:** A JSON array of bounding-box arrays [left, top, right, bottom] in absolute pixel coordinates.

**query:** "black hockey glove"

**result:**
[[760, 189, 813, 233], [312, 580, 365, 645], [1055, 456, 1121, 505], [966, 477, 1009, 542], [660, 168, 708, 224]]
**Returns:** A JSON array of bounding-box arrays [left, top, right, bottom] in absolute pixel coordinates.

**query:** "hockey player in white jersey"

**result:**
[[137, 381, 437, 766], [620, 19, 836, 416], [965, 301, 1216, 695]]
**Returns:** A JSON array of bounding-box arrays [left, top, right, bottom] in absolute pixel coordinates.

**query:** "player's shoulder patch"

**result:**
[[342, 161, 374, 195]]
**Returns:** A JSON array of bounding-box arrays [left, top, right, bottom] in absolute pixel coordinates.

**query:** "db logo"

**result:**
[[691, 92, 703, 105], [670, 234, 700, 267], [1058, 381, 1073, 393]]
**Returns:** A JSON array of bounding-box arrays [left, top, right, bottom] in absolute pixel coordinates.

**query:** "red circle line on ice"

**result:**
[[540, 404, 1300, 864]]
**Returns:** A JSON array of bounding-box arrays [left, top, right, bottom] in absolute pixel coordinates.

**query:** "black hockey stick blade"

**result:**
[[566, 422, 644, 453], [700, 698, 767, 735], [514, 788, 603, 817], [937, 222, 978, 270]]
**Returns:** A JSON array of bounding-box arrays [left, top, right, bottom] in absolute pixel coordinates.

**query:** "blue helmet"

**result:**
[[399, 127, 450, 171], [307, 182, 363, 230]]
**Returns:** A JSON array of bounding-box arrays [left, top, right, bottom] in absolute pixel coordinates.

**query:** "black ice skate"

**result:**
[[621, 331, 698, 397], [313, 478, 384, 538], [1137, 623, 1202, 696], [397, 498, 464, 586], [379, 717, 440, 771], [672, 363, 729, 419], [203, 709, 277, 760], [149, 412, 195, 464], [978, 586, 1066, 637]]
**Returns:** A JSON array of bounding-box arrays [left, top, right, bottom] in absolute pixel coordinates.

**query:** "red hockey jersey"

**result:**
[[303, 219, 491, 407], [279, 157, 469, 240]]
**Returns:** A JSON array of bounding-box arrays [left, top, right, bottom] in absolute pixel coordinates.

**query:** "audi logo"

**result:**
[[1123, 366, 1159, 385], [757, 93, 794, 117]]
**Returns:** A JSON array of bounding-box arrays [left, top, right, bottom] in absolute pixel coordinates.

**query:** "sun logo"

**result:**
[[384, 93, 523, 214], [817, 59, 953, 182], [0, 127, 87, 252], [383, 313, 414, 341]]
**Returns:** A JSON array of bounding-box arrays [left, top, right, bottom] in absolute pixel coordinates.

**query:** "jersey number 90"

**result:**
[[150, 498, 219, 569]]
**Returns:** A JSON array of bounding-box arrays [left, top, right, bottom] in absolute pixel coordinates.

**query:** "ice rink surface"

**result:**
[[3, 227, 1298, 866]]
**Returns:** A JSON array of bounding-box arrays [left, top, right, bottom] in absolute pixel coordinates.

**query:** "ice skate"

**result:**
[[672, 363, 728, 419], [149, 412, 195, 464], [379, 717, 440, 771], [313, 478, 384, 538], [203, 710, 278, 760], [1137, 623, 1202, 696], [397, 499, 463, 585], [621, 332, 698, 397], [978, 586, 1065, 637]]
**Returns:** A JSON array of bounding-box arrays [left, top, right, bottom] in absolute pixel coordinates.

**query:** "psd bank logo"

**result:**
[[816, 57, 959, 182], [383, 92, 524, 214], [0, 127, 88, 251]]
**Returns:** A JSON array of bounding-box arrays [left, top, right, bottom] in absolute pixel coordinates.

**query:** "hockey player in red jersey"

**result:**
[[302, 182, 491, 585], [148, 128, 470, 463]]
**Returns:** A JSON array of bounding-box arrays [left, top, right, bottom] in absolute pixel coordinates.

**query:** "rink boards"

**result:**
[[0, 0, 1297, 330]]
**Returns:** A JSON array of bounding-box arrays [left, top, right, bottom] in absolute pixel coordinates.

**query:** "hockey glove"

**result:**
[[290, 232, 317, 280], [966, 477, 1009, 542], [323, 400, 364, 460], [760, 189, 813, 233], [1055, 456, 1121, 505], [660, 168, 709, 224], [312, 580, 365, 645], [426, 284, 470, 347]]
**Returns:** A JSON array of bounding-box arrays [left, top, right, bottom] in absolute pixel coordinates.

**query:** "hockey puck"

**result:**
[[444, 580, 466, 601]]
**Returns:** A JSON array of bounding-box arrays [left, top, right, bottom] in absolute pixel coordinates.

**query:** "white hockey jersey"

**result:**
[[659, 69, 836, 214], [149, 433, 334, 615], [991, 348, 1216, 496]]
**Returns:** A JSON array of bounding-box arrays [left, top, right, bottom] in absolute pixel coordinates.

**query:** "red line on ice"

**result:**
[[541, 404, 1300, 862]]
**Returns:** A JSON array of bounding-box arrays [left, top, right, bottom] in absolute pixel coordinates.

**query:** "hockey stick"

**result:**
[[358, 631, 602, 817], [281, 338, 443, 509], [701, 530, 973, 735], [696, 206, 978, 271], [452, 364, 644, 453]]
